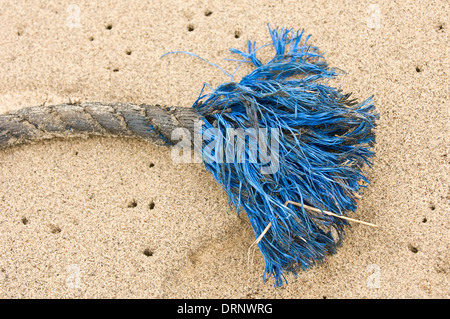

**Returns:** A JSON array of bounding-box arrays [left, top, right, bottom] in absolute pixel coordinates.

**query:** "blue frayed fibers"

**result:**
[[177, 25, 378, 286]]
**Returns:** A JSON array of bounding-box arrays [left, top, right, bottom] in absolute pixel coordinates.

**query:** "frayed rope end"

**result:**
[[167, 24, 379, 286]]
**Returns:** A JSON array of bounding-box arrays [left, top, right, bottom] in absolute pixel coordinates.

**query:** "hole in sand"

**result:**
[[187, 24, 194, 32], [126, 50, 132, 55], [21, 217, 29, 225], [106, 24, 113, 30], [127, 199, 137, 208], [49, 224, 61, 234], [88, 36, 94, 41], [149, 201, 155, 210], [234, 30, 241, 39], [415, 66, 421, 73], [143, 248, 153, 257], [408, 244, 418, 254], [204, 10, 212, 16], [149, 162, 155, 168]]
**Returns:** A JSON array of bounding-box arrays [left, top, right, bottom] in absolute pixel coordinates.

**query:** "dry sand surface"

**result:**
[[0, 0, 448, 298]]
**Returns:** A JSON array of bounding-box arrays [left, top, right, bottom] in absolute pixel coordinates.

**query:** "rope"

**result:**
[[0, 102, 201, 150]]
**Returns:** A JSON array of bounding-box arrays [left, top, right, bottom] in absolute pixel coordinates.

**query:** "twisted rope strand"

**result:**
[[0, 102, 201, 150]]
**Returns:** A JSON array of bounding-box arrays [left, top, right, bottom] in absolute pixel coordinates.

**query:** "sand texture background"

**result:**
[[0, 0, 448, 298]]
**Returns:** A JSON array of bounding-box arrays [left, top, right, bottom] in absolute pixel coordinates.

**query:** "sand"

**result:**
[[0, 0, 448, 298]]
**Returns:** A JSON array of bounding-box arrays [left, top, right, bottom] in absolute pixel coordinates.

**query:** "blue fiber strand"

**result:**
[[189, 25, 378, 286]]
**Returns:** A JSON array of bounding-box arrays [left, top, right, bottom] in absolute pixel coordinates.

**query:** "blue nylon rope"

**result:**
[[168, 24, 378, 286]]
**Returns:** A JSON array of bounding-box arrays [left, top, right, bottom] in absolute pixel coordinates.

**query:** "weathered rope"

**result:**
[[0, 25, 378, 287], [0, 102, 201, 150]]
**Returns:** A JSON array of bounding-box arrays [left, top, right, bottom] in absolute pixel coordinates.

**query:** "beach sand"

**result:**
[[0, 0, 448, 298]]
